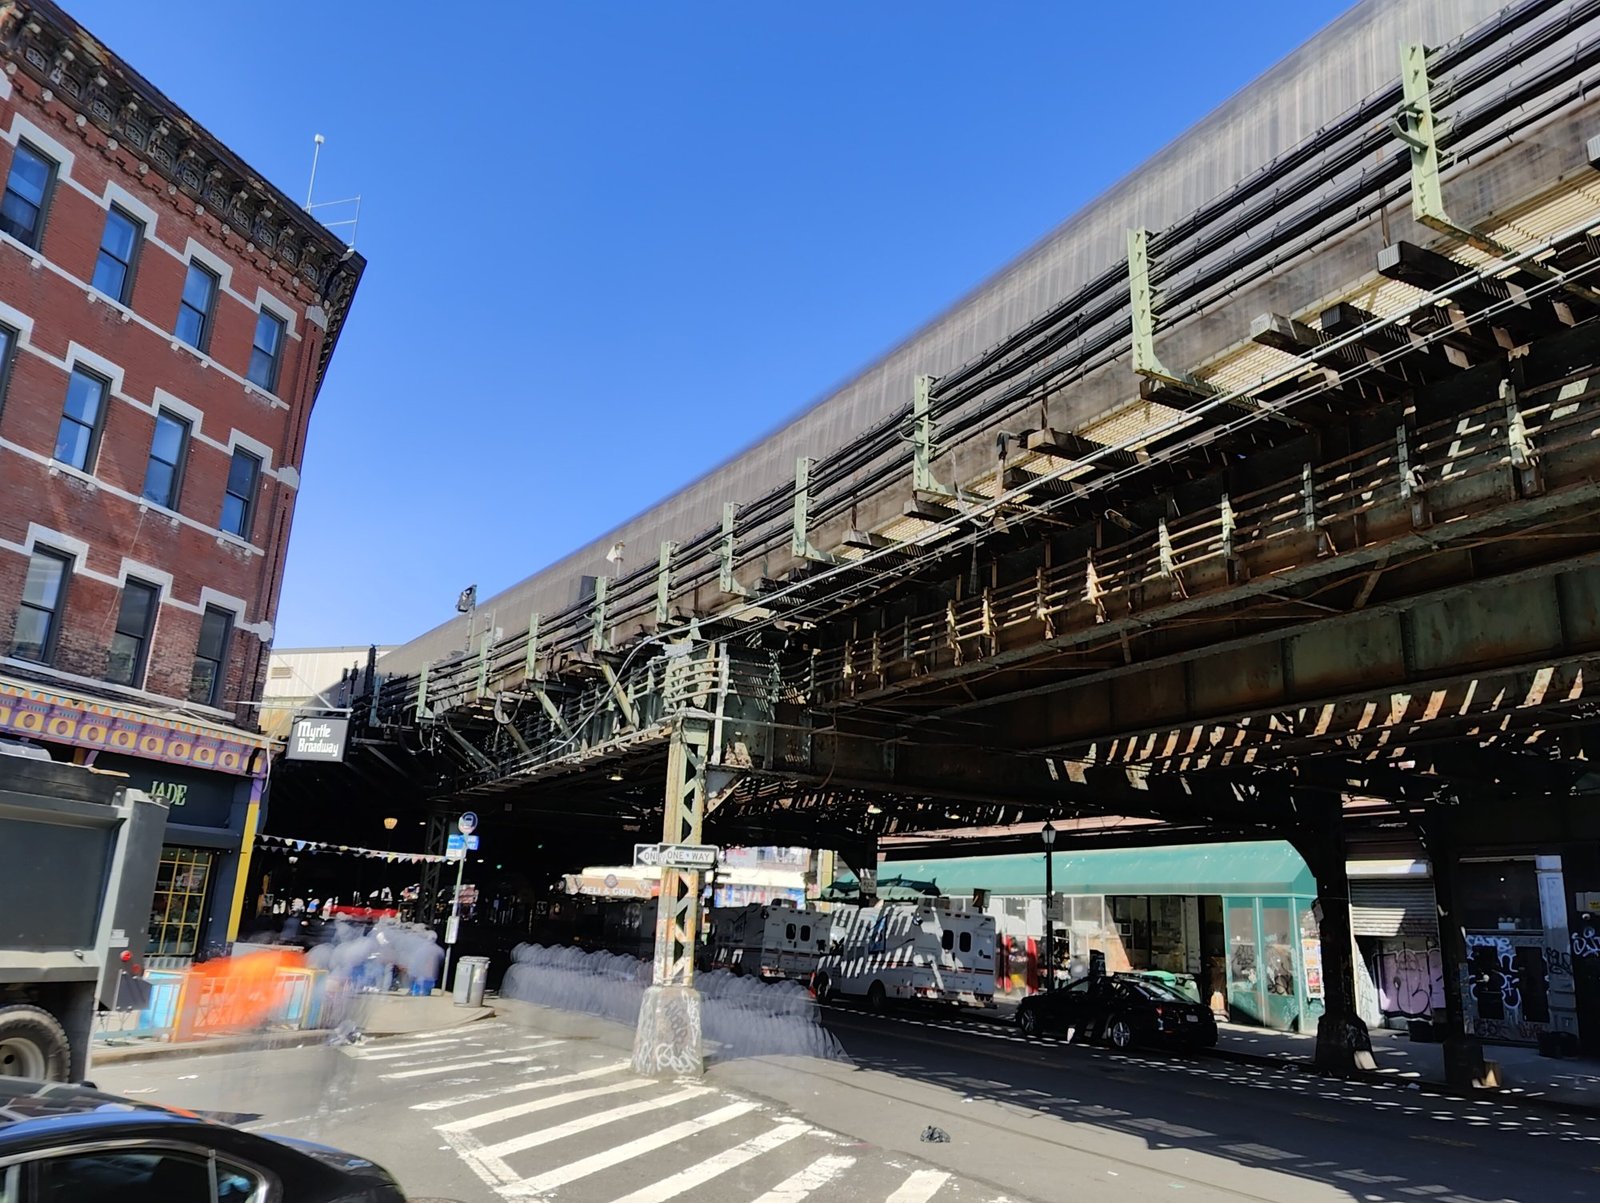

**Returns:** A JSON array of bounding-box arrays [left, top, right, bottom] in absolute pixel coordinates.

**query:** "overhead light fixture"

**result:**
[[608, 770, 624, 782], [866, 803, 883, 815], [382, 817, 398, 831]]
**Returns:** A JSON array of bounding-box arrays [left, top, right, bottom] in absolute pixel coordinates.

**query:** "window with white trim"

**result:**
[[12, 546, 71, 663], [220, 448, 260, 539], [247, 308, 286, 392], [142, 409, 191, 509], [174, 260, 218, 351], [189, 605, 233, 706], [0, 323, 15, 417], [53, 366, 109, 472], [92, 204, 144, 304], [0, 141, 55, 248], [106, 578, 159, 688]]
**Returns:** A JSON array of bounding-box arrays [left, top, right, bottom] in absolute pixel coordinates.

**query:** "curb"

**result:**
[[1195, 1043, 1600, 1120], [89, 1029, 333, 1067], [952, 1003, 1600, 1121]]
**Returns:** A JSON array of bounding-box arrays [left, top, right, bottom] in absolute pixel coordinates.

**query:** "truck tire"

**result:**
[[866, 981, 888, 1013], [0, 1005, 72, 1083], [811, 972, 833, 1003]]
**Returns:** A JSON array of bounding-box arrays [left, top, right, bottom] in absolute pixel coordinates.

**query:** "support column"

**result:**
[[1290, 795, 1375, 1072], [632, 714, 712, 1077], [1425, 816, 1489, 1087], [840, 841, 879, 904]]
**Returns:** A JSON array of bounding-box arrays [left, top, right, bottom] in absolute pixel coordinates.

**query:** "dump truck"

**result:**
[[0, 746, 166, 1082]]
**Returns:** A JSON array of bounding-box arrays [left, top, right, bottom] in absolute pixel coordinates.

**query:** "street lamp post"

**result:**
[[1041, 822, 1056, 992]]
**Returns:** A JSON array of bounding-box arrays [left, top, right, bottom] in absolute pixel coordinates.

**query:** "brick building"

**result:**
[[0, 1, 363, 959]]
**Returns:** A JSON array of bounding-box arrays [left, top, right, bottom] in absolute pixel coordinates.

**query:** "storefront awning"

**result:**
[[854, 840, 1316, 899]]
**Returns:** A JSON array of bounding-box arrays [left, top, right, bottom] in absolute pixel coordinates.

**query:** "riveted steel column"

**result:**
[[632, 710, 713, 1076], [634, 644, 718, 1076]]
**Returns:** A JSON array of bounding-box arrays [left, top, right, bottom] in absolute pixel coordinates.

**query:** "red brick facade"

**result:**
[[0, 8, 362, 730]]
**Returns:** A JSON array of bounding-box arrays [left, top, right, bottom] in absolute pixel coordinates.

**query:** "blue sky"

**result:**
[[72, 1, 1350, 649]]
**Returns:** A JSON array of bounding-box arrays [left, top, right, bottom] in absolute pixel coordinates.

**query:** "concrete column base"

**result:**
[[1443, 1034, 1490, 1088], [632, 984, 703, 1077]]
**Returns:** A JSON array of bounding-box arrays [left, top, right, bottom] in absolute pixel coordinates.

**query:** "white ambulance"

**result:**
[[705, 901, 831, 982], [814, 899, 996, 1009]]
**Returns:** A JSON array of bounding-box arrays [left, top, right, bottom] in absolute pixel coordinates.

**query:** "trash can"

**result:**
[[453, 956, 490, 1007]]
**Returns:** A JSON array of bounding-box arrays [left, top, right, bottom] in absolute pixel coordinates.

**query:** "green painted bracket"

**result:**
[[792, 456, 835, 563], [656, 541, 677, 625], [591, 575, 609, 653], [720, 502, 751, 597], [912, 374, 953, 496]]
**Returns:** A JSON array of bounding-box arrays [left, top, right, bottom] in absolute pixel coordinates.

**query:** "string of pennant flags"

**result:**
[[254, 831, 452, 864]]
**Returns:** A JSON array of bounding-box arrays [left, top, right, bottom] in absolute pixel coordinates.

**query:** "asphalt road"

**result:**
[[797, 1003, 1600, 1202], [91, 1014, 994, 1203], [90, 1001, 1600, 1203]]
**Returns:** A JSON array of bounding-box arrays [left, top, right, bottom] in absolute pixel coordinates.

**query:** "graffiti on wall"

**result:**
[[1464, 932, 1561, 1043], [1374, 946, 1445, 1018]]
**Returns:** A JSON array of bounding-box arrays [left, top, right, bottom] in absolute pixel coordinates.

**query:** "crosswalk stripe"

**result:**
[[381, 1048, 551, 1080], [436, 1077, 647, 1132], [355, 1037, 480, 1060], [605, 1122, 810, 1203], [480, 1085, 714, 1159], [502, 1100, 760, 1197], [886, 1169, 950, 1203], [412, 1061, 630, 1112], [747, 1154, 857, 1203]]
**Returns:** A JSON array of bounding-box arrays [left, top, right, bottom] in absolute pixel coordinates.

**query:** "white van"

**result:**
[[815, 900, 995, 1009], [705, 901, 830, 982]]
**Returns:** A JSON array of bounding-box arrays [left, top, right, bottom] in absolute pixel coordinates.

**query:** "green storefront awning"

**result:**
[[836, 840, 1314, 900]]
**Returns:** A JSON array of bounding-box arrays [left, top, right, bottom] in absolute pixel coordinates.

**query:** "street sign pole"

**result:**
[[441, 813, 477, 993], [442, 853, 466, 992]]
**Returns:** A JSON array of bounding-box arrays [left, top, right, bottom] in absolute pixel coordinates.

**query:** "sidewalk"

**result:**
[[982, 993, 1600, 1113], [89, 991, 495, 1066]]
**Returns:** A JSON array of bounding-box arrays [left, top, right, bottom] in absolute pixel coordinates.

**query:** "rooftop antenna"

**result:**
[[304, 133, 324, 209], [303, 132, 362, 250]]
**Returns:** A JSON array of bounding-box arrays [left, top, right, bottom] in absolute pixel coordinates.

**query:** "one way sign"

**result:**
[[634, 843, 719, 870]]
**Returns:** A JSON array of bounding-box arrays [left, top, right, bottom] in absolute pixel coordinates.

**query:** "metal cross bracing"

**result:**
[[366, 10, 1600, 740], [376, 218, 1600, 819], [326, 18, 1600, 868], [285, 11, 1600, 1089]]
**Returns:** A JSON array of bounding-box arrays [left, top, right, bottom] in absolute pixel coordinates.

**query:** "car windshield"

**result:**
[[1124, 978, 1191, 1002]]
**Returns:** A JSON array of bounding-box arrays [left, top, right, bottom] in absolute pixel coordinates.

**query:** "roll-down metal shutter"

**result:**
[[1350, 879, 1438, 939]]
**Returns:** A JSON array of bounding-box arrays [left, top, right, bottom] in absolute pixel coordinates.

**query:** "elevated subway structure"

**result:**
[[296, 0, 1600, 1077]]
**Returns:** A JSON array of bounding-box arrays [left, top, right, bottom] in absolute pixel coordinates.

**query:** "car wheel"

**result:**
[[1018, 1007, 1041, 1039], [866, 981, 888, 1013], [0, 1005, 72, 1082], [1104, 1014, 1135, 1051]]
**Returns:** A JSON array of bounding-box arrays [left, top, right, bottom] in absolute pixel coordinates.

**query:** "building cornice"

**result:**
[[0, 0, 364, 397]]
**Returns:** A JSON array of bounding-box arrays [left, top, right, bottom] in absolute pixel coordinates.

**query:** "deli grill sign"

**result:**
[[634, 843, 719, 870], [286, 716, 350, 762]]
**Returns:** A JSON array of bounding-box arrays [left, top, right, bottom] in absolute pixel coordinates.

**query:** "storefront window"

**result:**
[[1149, 896, 1188, 972], [149, 846, 214, 957], [1261, 903, 1295, 996], [1227, 903, 1258, 989], [1110, 896, 1152, 967]]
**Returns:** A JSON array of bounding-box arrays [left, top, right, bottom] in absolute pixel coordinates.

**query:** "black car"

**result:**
[[0, 1077, 409, 1202], [1014, 974, 1218, 1050]]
